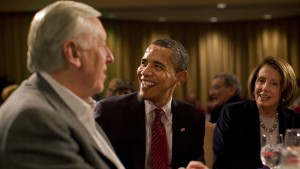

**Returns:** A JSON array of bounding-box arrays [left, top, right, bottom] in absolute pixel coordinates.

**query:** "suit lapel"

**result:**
[[126, 93, 146, 141], [172, 99, 188, 154], [95, 124, 115, 149], [125, 93, 146, 168]]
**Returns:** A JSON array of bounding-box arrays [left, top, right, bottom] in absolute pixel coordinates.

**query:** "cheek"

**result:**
[[274, 88, 281, 97], [100, 49, 106, 62], [136, 66, 143, 77], [215, 89, 221, 94], [163, 73, 175, 83], [214, 89, 223, 96], [137, 67, 142, 76], [254, 83, 260, 93], [95, 52, 106, 67], [168, 75, 179, 88]]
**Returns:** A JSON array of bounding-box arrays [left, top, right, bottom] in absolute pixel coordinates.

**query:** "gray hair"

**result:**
[[214, 72, 242, 95], [27, 1, 101, 73], [152, 38, 189, 73]]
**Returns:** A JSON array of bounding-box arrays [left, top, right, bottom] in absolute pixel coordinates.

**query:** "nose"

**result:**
[[209, 86, 216, 95], [140, 65, 153, 77], [105, 46, 114, 64], [262, 82, 270, 91], [209, 89, 213, 95]]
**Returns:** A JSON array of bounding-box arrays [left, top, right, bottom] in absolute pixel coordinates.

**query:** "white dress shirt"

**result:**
[[144, 99, 173, 169]]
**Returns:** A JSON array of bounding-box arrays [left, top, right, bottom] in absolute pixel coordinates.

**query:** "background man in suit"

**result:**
[[0, 1, 124, 169], [95, 38, 207, 169], [208, 72, 242, 123]]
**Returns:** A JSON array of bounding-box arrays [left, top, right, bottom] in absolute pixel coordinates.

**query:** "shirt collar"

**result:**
[[144, 98, 172, 119], [39, 72, 94, 117]]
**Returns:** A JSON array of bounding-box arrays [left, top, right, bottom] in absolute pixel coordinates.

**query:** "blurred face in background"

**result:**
[[105, 78, 122, 97], [209, 77, 235, 107]]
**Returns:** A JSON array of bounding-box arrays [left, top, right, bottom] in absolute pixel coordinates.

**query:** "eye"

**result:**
[[140, 59, 147, 66], [272, 82, 279, 86], [154, 64, 163, 69], [256, 78, 265, 83], [153, 61, 166, 70], [211, 85, 220, 90]]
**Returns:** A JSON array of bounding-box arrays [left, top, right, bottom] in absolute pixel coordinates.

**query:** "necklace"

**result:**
[[259, 112, 279, 133]]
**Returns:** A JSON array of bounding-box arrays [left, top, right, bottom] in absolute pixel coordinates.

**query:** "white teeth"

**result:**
[[142, 81, 156, 87], [259, 94, 271, 99]]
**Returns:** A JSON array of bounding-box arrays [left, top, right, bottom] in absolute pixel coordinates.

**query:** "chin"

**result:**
[[256, 102, 268, 108], [139, 91, 151, 100], [95, 85, 104, 94], [139, 91, 145, 98]]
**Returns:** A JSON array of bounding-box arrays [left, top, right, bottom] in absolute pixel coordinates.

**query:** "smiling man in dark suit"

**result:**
[[0, 1, 124, 169], [95, 38, 206, 169]]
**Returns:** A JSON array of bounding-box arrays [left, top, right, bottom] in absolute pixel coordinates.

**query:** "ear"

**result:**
[[176, 70, 188, 85], [229, 84, 237, 95], [63, 40, 81, 68]]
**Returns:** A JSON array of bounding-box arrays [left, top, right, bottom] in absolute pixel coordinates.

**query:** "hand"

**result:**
[[179, 161, 209, 169]]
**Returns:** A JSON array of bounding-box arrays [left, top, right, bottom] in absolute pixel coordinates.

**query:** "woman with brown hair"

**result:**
[[213, 56, 300, 169]]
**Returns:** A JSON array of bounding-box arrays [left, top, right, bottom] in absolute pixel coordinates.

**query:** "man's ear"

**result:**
[[176, 70, 188, 85], [63, 40, 81, 68], [230, 84, 237, 95]]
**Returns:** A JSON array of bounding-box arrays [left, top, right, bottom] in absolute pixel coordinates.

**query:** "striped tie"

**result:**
[[151, 108, 168, 169]]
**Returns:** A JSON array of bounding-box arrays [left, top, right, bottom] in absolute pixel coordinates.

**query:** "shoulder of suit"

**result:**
[[101, 92, 137, 102]]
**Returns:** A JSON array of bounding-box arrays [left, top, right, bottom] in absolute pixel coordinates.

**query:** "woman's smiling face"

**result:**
[[254, 64, 282, 110]]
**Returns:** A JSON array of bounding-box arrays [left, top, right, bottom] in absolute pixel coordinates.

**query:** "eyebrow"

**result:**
[[153, 60, 166, 68], [141, 58, 166, 67], [257, 76, 280, 82], [271, 79, 281, 83]]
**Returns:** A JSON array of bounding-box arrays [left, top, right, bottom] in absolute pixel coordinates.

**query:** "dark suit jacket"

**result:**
[[95, 93, 205, 169], [0, 73, 117, 169], [213, 100, 300, 169]]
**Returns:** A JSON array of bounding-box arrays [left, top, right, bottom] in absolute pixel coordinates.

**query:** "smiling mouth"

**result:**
[[210, 96, 217, 101], [259, 94, 271, 99], [141, 80, 156, 88]]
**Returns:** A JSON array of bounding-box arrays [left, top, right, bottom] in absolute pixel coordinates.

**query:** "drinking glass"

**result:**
[[261, 134, 283, 169], [280, 129, 300, 169]]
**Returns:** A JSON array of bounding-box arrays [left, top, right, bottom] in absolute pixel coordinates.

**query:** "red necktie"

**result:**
[[151, 108, 168, 169]]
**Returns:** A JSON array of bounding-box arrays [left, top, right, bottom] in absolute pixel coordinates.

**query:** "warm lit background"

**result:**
[[0, 0, 299, 106]]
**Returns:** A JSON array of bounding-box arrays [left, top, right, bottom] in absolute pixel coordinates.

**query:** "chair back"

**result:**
[[204, 121, 216, 169]]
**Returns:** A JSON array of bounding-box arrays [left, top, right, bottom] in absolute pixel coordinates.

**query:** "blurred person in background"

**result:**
[[1, 84, 19, 102], [0, 76, 15, 105], [105, 78, 123, 97], [93, 78, 123, 101], [113, 80, 137, 96], [186, 90, 206, 115], [208, 72, 242, 123]]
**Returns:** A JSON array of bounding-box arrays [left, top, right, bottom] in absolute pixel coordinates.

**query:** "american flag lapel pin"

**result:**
[[180, 128, 186, 132]]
